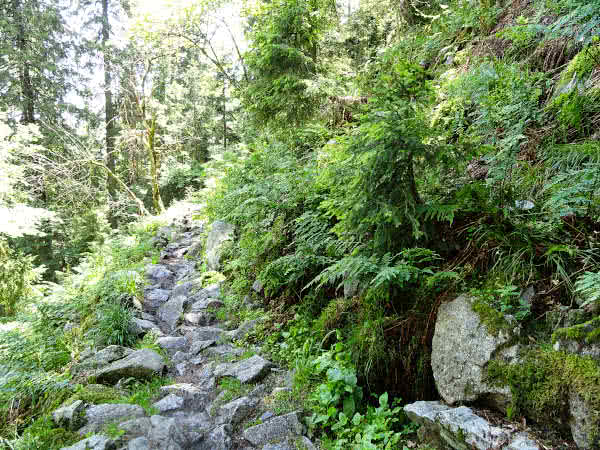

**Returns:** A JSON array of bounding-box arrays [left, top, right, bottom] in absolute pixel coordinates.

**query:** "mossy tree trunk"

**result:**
[[145, 114, 164, 214]]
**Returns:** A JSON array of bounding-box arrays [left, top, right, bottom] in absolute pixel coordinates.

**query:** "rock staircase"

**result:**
[[55, 213, 316, 450]]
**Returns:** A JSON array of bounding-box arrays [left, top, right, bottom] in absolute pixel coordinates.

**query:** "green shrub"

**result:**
[[0, 239, 41, 315]]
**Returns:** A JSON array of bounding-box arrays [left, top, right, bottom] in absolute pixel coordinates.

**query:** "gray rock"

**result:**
[[218, 396, 257, 425], [204, 345, 244, 358], [505, 433, 542, 450], [61, 435, 115, 450], [189, 339, 216, 355], [153, 394, 184, 413], [172, 351, 189, 363], [94, 349, 165, 384], [175, 362, 189, 376], [145, 264, 173, 282], [263, 444, 293, 450], [157, 336, 188, 353], [260, 411, 275, 422], [200, 424, 232, 450], [185, 326, 226, 342], [73, 345, 134, 375], [520, 285, 536, 305], [252, 279, 263, 294], [144, 289, 170, 309], [243, 411, 304, 447], [146, 415, 185, 450], [404, 401, 539, 450], [191, 298, 224, 312], [229, 319, 259, 341], [249, 384, 269, 399], [298, 436, 317, 450], [171, 281, 195, 298], [127, 437, 151, 450], [117, 417, 152, 437], [205, 221, 235, 271], [569, 391, 600, 449], [53, 400, 86, 430], [431, 294, 519, 412], [221, 355, 273, 384], [157, 295, 187, 330], [78, 404, 146, 435], [554, 339, 600, 361], [160, 383, 210, 410], [186, 241, 203, 259], [184, 311, 214, 325], [514, 200, 535, 210], [130, 318, 163, 337]]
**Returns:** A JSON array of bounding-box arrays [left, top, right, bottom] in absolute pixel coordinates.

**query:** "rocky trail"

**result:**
[[54, 212, 316, 450]]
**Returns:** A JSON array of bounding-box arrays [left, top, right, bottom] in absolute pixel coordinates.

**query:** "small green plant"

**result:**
[[574, 271, 600, 309]]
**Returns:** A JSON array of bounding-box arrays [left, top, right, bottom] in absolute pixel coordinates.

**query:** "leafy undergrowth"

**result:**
[[0, 219, 172, 448]]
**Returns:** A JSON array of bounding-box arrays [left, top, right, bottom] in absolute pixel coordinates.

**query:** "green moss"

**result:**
[[472, 299, 512, 336], [487, 349, 600, 437], [552, 317, 600, 345], [561, 46, 600, 84], [14, 416, 80, 449], [62, 384, 123, 407]]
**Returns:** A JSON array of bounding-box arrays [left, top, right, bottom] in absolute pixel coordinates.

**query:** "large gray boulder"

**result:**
[[94, 349, 165, 384], [205, 221, 234, 271], [243, 411, 304, 447], [130, 318, 163, 337], [78, 404, 146, 435], [61, 435, 115, 450], [160, 383, 211, 410], [431, 294, 520, 412], [404, 401, 540, 450]]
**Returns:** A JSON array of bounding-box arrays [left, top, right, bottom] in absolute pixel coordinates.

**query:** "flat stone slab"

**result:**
[[185, 326, 226, 342], [73, 345, 133, 375], [157, 336, 188, 353], [221, 355, 273, 384], [189, 339, 216, 355], [78, 404, 146, 435], [94, 349, 165, 384], [404, 401, 540, 450], [243, 411, 303, 447], [204, 345, 244, 358], [153, 394, 184, 413], [61, 435, 115, 450]]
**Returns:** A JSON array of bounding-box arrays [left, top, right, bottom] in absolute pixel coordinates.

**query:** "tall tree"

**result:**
[[0, 0, 73, 125]]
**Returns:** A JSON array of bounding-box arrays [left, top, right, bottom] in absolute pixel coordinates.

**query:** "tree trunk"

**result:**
[[146, 115, 164, 214], [223, 82, 227, 150], [14, 0, 35, 124], [102, 0, 117, 211]]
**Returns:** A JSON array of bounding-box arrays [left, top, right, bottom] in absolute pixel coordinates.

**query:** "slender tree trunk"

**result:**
[[146, 115, 164, 214], [223, 82, 227, 150], [14, 0, 35, 124], [102, 0, 117, 211]]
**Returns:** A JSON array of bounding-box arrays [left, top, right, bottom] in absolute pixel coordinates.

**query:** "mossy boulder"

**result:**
[[431, 295, 521, 413], [487, 350, 600, 449], [553, 317, 600, 362]]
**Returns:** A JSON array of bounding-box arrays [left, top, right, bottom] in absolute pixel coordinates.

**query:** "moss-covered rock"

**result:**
[[432, 295, 521, 413], [487, 349, 600, 448]]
